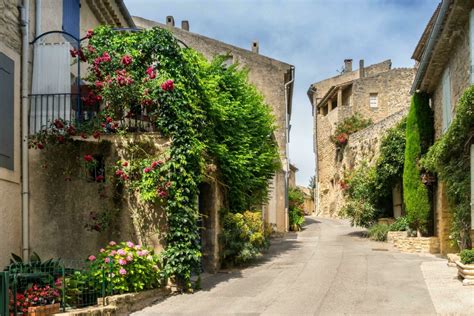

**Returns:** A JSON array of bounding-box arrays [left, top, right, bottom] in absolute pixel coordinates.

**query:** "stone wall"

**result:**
[[133, 16, 292, 233], [313, 65, 413, 217], [387, 231, 440, 254]]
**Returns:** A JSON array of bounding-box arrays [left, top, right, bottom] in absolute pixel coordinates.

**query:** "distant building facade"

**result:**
[[308, 59, 415, 217]]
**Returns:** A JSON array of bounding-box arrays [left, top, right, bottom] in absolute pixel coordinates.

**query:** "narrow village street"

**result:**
[[135, 217, 472, 315]]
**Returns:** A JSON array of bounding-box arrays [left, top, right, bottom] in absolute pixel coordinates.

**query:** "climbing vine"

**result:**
[[60, 26, 280, 285], [422, 86, 474, 249]]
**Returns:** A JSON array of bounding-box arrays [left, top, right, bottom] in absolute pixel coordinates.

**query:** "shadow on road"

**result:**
[[198, 217, 318, 292]]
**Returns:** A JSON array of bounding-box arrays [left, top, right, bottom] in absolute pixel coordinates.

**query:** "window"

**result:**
[[369, 93, 378, 108], [62, 0, 80, 39], [442, 67, 452, 132], [0, 52, 14, 171]]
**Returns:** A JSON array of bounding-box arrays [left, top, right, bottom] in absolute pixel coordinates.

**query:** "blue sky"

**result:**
[[124, 0, 439, 186]]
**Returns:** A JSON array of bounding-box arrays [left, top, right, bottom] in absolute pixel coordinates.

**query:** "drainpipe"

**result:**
[[410, 0, 451, 94], [20, 0, 30, 262], [284, 66, 295, 231]]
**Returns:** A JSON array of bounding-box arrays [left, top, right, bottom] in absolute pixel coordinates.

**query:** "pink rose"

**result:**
[[126, 241, 134, 248], [99, 248, 105, 253], [104, 257, 110, 263], [146, 66, 156, 79], [126, 255, 133, 262], [117, 249, 126, 256], [143, 167, 152, 173], [86, 29, 94, 39], [110, 250, 117, 256], [121, 55, 132, 66], [161, 79, 174, 91], [88, 255, 96, 261], [109, 241, 117, 246], [119, 268, 127, 275], [118, 258, 127, 265]]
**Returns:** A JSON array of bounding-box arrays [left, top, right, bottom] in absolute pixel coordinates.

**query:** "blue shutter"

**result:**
[[0, 52, 15, 171], [442, 67, 452, 133], [62, 0, 81, 39]]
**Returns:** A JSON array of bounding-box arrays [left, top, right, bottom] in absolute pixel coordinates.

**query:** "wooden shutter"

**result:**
[[62, 0, 81, 39], [0, 52, 14, 170], [441, 67, 451, 133]]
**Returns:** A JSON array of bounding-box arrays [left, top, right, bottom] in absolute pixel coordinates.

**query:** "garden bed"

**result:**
[[387, 231, 440, 254]]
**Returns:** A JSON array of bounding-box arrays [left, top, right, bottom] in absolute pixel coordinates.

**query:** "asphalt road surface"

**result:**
[[134, 217, 451, 315]]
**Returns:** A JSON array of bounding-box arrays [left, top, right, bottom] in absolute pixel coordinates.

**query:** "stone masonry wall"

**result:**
[[314, 67, 413, 217]]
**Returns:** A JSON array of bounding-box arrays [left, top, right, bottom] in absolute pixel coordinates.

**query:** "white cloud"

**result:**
[[125, 0, 438, 186]]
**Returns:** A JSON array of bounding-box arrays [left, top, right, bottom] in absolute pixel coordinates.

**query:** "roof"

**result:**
[[85, 0, 136, 28], [290, 164, 298, 172], [411, 3, 441, 62], [317, 81, 353, 108]]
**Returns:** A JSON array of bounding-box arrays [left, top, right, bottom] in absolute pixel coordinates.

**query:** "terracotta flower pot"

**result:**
[[456, 261, 474, 286], [27, 303, 60, 316]]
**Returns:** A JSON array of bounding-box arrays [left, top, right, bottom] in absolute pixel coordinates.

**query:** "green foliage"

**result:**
[[460, 249, 474, 264], [88, 241, 162, 293], [341, 200, 378, 228], [331, 113, 372, 147], [221, 210, 270, 265], [389, 216, 408, 231], [84, 27, 280, 286], [288, 188, 305, 231], [403, 93, 433, 234], [422, 86, 474, 249], [368, 223, 390, 241]]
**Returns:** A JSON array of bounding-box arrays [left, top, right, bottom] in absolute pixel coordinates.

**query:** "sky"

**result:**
[[124, 0, 439, 186]]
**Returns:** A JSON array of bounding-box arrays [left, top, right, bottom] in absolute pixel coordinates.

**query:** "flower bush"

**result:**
[[288, 188, 305, 231], [331, 113, 372, 149], [88, 241, 162, 293], [9, 284, 60, 314], [221, 211, 271, 266]]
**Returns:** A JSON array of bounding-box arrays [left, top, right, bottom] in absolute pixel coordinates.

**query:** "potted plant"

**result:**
[[456, 249, 474, 285], [25, 284, 61, 315]]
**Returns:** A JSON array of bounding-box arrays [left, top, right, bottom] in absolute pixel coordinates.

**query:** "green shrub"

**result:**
[[403, 93, 433, 235], [368, 224, 390, 241], [88, 241, 162, 293], [460, 249, 474, 264], [288, 188, 305, 231], [221, 210, 270, 266], [389, 216, 408, 231], [331, 113, 372, 148], [422, 86, 474, 250], [341, 200, 378, 228]]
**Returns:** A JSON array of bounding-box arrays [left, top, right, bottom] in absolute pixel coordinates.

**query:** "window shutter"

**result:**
[[0, 52, 15, 171], [62, 0, 81, 39], [442, 67, 451, 132], [470, 9, 474, 84]]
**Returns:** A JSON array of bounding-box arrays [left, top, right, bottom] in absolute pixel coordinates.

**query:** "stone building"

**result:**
[[133, 16, 295, 234], [411, 0, 474, 254], [0, 0, 135, 266], [307, 59, 415, 217]]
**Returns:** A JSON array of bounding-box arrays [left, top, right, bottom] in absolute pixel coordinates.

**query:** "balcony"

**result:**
[[28, 93, 154, 135]]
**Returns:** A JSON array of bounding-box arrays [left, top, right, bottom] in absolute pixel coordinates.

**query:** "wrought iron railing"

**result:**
[[28, 93, 153, 135]]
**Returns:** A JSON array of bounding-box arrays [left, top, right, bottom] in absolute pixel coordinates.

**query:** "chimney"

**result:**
[[344, 59, 353, 72], [251, 41, 259, 54], [181, 20, 189, 31], [359, 59, 365, 78], [166, 16, 175, 27]]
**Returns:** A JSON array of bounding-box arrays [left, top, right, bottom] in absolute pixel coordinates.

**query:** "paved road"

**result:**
[[135, 217, 452, 315]]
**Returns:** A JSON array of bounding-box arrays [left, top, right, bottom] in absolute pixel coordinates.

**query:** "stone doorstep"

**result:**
[[55, 288, 171, 316]]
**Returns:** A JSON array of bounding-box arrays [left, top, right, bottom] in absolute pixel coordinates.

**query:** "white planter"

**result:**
[[456, 261, 474, 286]]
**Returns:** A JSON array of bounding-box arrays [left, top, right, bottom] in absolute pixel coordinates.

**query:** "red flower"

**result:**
[[102, 52, 111, 62], [81, 132, 88, 139], [84, 155, 94, 162], [115, 169, 124, 176], [157, 187, 168, 198], [151, 161, 161, 169], [86, 29, 94, 39], [95, 175, 105, 182], [87, 44, 96, 53], [36, 143, 44, 150], [53, 119, 64, 129], [143, 167, 152, 173], [121, 55, 133, 66], [141, 98, 153, 107], [106, 117, 113, 123], [161, 79, 174, 91], [122, 161, 129, 167], [146, 66, 156, 79], [336, 133, 348, 145], [56, 135, 65, 143], [93, 131, 101, 139], [67, 125, 76, 136], [95, 81, 104, 89], [70, 48, 78, 58]]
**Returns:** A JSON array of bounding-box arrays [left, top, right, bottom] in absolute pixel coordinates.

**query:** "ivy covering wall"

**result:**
[[422, 86, 474, 249]]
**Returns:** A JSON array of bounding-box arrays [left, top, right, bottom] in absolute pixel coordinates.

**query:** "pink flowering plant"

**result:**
[[87, 241, 162, 293]]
